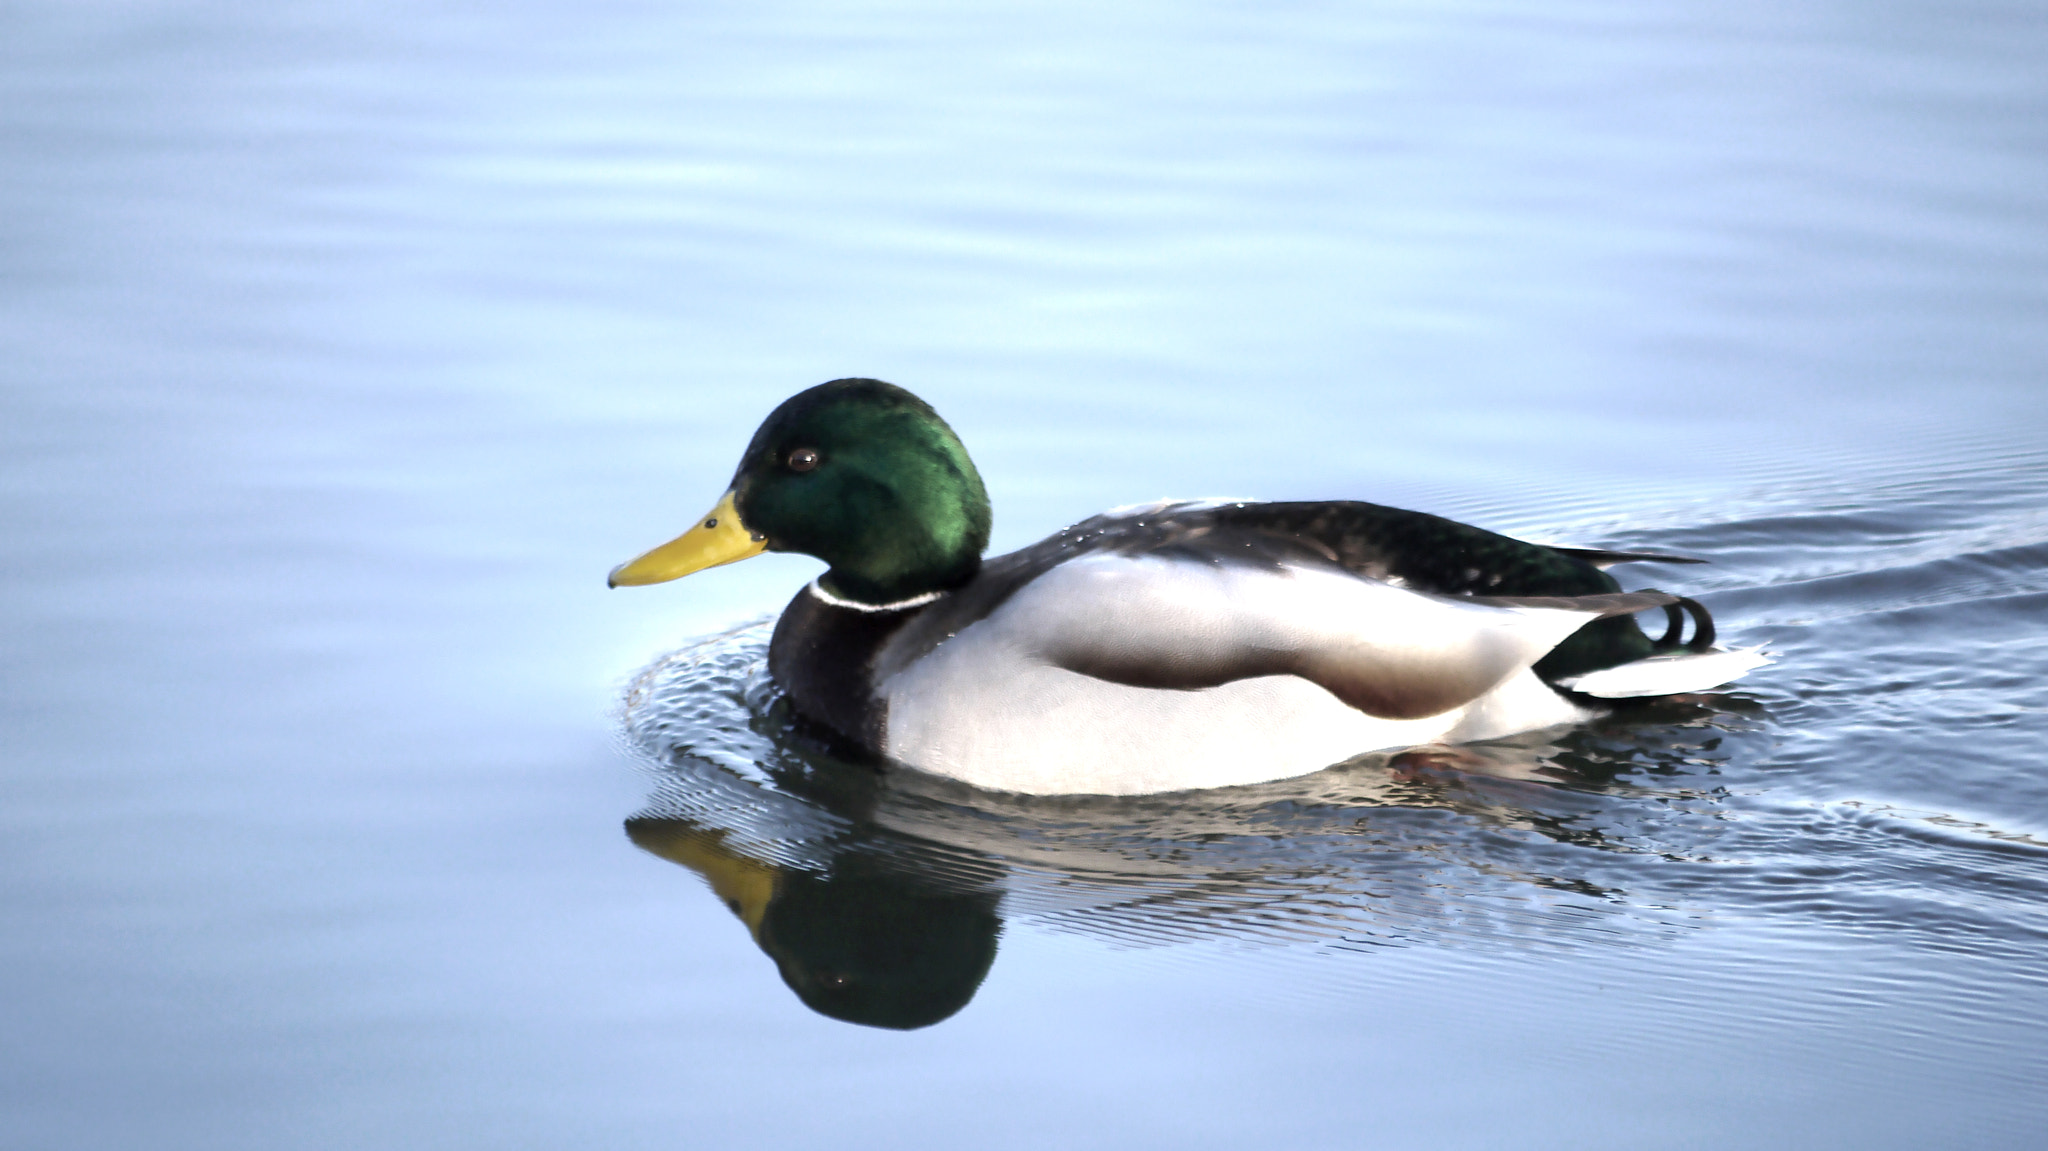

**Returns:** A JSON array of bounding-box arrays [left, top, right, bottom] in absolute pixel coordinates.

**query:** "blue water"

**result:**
[[5, 2, 2046, 1147]]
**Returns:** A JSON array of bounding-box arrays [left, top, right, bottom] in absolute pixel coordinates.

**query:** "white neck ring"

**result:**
[[806, 578, 945, 613]]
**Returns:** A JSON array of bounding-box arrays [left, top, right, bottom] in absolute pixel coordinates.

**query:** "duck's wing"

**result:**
[[982, 499, 1694, 595], [905, 553, 1679, 722], [1180, 501, 1679, 596], [875, 500, 1734, 710]]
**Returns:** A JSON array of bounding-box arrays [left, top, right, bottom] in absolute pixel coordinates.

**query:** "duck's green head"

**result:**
[[609, 378, 991, 605]]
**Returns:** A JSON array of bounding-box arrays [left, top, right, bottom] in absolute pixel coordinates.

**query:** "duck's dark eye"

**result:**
[[786, 447, 820, 472]]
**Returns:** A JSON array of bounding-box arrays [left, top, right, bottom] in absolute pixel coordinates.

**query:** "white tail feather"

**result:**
[[1557, 647, 1772, 699]]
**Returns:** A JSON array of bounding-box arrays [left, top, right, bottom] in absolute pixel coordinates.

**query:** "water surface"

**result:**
[[4, 2, 2046, 1147]]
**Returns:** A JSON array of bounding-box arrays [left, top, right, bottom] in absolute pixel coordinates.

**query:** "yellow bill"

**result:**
[[608, 490, 767, 587], [624, 821, 780, 941]]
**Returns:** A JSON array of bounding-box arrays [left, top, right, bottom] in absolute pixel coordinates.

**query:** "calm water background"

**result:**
[[5, 1, 2047, 1147]]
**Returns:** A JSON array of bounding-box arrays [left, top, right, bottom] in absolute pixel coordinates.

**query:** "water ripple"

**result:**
[[616, 463, 2048, 1037]]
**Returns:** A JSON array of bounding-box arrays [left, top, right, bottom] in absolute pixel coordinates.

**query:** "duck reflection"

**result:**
[[622, 622, 1766, 1029], [625, 819, 1000, 1030]]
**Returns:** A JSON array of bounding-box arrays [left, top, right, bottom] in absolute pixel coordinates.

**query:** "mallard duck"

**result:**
[[611, 378, 1768, 795]]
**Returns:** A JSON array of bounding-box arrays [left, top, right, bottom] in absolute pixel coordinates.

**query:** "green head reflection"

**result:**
[[626, 819, 1001, 1030]]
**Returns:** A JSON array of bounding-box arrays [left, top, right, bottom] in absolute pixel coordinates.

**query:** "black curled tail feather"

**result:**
[[1653, 597, 1717, 652]]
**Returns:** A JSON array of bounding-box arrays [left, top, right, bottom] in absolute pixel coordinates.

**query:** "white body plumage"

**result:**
[[874, 554, 1763, 796]]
